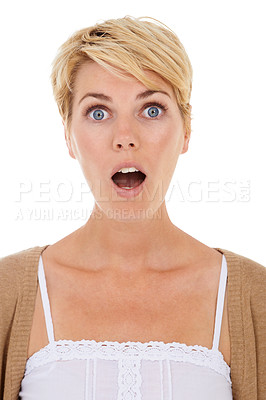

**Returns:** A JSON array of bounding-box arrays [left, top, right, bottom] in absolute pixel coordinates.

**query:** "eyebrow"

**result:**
[[136, 90, 170, 100], [78, 90, 170, 105], [78, 93, 112, 105]]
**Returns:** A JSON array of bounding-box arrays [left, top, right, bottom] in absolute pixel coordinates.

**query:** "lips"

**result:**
[[110, 161, 147, 179]]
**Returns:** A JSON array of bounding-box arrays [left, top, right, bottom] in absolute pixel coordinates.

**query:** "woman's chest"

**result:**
[[28, 261, 231, 366]]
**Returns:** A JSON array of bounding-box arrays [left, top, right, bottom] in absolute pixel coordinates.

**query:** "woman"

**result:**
[[0, 16, 265, 400]]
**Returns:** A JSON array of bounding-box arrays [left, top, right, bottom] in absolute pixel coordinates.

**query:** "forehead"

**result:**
[[73, 61, 175, 98]]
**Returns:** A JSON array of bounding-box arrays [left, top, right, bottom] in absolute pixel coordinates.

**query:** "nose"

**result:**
[[112, 117, 140, 151], [115, 140, 135, 150]]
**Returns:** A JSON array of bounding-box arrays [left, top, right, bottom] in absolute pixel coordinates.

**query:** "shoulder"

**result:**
[[0, 244, 48, 275], [215, 247, 265, 281], [215, 247, 266, 308], [0, 245, 50, 300]]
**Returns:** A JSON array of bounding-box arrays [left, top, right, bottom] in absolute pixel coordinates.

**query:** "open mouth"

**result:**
[[111, 171, 146, 189]]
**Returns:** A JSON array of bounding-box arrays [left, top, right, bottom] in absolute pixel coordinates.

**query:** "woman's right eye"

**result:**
[[87, 108, 109, 121]]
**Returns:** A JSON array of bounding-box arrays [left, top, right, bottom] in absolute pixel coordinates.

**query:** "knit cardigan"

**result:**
[[0, 245, 265, 400]]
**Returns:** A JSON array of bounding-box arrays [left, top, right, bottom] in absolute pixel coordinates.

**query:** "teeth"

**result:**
[[121, 186, 133, 189], [118, 167, 139, 173]]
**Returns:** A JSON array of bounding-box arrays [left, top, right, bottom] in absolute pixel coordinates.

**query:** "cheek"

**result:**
[[73, 133, 110, 186], [153, 124, 184, 175], [72, 127, 101, 162], [153, 122, 182, 153]]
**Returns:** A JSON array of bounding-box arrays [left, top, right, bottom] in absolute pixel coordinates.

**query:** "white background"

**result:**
[[0, 0, 265, 266]]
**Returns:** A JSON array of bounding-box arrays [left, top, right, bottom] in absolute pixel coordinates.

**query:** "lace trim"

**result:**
[[118, 358, 142, 400], [25, 339, 231, 385]]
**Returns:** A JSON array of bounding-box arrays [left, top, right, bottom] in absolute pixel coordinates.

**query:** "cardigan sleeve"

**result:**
[[246, 256, 266, 399], [0, 251, 21, 400], [0, 245, 45, 400]]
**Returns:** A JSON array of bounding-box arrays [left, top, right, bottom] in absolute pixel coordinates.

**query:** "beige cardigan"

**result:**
[[0, 245, 265, 399]]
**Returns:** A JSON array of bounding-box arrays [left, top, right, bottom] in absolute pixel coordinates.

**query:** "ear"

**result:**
[[63, 121, 76, 160], [181, 133, 190, 154], [181, 105, 192, 154]]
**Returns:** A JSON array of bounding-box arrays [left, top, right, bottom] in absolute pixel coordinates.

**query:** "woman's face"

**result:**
[[66, 61, 190, 220]]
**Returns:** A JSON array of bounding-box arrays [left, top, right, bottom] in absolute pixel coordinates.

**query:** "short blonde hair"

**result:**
[[50, 16, 193, 140]]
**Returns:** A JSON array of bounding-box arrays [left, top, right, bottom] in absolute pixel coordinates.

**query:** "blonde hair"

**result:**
[[50, 16, 193, 140]]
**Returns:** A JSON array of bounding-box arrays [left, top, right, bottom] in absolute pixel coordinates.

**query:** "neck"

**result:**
[[76, 201, 186, 273]]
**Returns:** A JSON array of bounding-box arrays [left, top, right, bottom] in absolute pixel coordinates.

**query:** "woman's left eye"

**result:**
[[142, 105, 164, 118]]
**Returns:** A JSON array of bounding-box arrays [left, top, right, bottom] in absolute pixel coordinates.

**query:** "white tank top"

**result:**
[[19, 254, 233, 399]]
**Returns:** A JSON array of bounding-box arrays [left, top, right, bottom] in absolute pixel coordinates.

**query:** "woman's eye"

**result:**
[[88, 108, 109, 121], [142, 106, 163, 118]]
